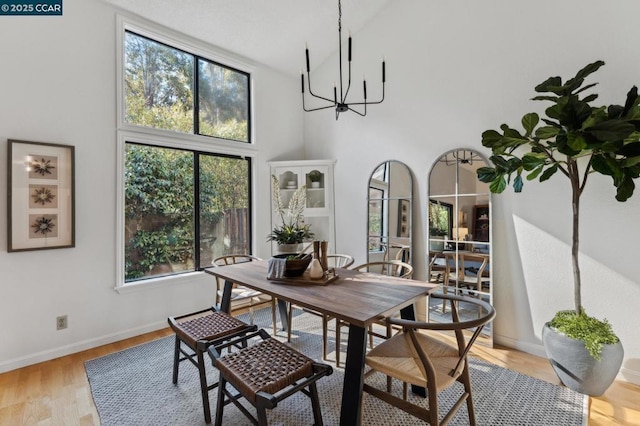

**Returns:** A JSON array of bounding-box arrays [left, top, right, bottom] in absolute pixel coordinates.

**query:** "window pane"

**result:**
[[124, 31, 194, 133], [199, 155, 250, 266], [198, 59, 249, 142], [124, 144, 194, 281]]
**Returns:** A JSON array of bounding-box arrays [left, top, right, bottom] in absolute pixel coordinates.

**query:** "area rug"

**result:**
[[85, 309, 588, 425]]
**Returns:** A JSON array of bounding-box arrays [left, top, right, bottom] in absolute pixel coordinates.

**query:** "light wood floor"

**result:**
[[1, 321, 638, 425]]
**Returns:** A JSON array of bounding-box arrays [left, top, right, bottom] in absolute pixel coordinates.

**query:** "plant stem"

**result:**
[[568, 158, 582, 315]]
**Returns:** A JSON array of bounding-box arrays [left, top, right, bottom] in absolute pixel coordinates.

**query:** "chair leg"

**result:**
[[214, 377, 226, 426], [172, 336, 180, 384], [461, 364, 477, 426], [196, 349, 212, 424], [287, 304, 293, 342], [368, 324, 374, 349], [335, 319, 341, 368], [322, 315, 328, 361], [271, 298, 277, 335], [309, 381, 324, 426]]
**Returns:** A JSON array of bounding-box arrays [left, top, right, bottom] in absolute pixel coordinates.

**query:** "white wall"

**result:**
[[0, 0, 303, 372], [304, 0, 640, 385]]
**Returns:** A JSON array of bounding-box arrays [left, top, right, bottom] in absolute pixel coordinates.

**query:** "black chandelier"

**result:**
[[301, 0, 386, 120]]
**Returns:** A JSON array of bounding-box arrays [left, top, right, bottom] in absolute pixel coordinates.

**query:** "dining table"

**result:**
[[205, 260, 437, 426]]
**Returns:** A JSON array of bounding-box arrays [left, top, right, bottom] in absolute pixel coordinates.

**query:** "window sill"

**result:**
[[114, 271, 206, 294]]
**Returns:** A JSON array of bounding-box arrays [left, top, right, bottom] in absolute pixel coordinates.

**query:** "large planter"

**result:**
[[542, 323, 623, 396], [276, 243, 301, 255]]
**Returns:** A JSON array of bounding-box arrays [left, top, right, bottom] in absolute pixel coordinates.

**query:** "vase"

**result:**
[[309, 258, 324, 279], [542, 323, 623, 396], [311, 181, 320, 188], [276, 243, 301, 255]]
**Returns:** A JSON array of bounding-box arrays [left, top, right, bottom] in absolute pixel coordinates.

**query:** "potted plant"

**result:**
[[308, 169, 322, 188], [268, 175, 314, 253], [477, 60, 640, 395]]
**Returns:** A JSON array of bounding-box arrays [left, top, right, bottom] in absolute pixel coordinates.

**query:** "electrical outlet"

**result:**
[[56, 315, 68, 330]]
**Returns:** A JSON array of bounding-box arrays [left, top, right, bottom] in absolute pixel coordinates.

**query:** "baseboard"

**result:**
[[494, 334, 547, 358], [494, 333, 640, 387], [620, 365, 640, 386], [0, 320, 167, 374]]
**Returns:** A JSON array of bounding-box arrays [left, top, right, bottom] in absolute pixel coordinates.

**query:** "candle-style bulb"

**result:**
[[334, 82, 337, 103], [301, 73, 305, 93], [305, 43, 310, 72], [382, 60, 386, 83], [348, 31, 352, 62]]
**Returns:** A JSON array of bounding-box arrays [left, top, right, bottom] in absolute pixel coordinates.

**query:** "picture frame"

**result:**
[[397, 198, 410, 238], [8, 139, 75, 252]]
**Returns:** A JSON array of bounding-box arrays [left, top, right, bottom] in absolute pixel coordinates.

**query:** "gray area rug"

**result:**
[[85, 309, 588, 425]]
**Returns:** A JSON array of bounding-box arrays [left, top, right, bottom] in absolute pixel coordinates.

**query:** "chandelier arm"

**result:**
[[303, 95, 339, 112], [346, 106, 366, 116], [306, 76, 337, 104], [347, 83, 385, 106]]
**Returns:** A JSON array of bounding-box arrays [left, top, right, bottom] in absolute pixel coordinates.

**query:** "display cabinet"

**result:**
[[268, 160, 336, 254]]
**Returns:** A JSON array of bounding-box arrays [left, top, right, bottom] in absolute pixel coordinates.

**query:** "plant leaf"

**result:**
[[540, 164, 558, 182], [513, 174, 524, 192], [522, 153, 546, 170], [522, 113, 539, 137], [489, 175, 507, 193], [535, 125, 560, 140]]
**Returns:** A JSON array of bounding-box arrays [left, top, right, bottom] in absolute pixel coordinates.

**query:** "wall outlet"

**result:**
[[56, 315, 68, 330]]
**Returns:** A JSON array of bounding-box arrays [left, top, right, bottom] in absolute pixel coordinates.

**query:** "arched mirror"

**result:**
[[367, 161, 413, 266], [428, 149, 492, 344]]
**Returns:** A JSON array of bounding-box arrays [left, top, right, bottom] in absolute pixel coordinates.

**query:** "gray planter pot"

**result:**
[[276, 243, 301, 255], [542, 323, 623, 396]]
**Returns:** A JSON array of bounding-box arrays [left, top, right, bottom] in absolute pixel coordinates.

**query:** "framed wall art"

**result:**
[[7, 139, 75, 252], [397, 198, 410, 238]]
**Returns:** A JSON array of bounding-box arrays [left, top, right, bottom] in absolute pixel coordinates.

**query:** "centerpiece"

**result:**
[[268, 175, 314, 254]]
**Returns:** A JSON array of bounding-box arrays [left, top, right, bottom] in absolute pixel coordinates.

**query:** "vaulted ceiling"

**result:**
[[101, 0, 392, 76]]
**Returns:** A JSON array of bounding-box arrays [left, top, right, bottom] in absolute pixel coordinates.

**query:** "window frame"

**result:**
[[115, 16, 258, 292]]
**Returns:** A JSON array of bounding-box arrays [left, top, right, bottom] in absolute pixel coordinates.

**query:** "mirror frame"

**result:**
[[366, 160, 413, 266], [427, 149, 493, 344]]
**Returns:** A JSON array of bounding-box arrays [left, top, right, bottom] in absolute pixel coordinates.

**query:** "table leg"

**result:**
[[220, 279, 233, 313], [400, 304, 427, 397], [277, 299, 289, 333], [340, 324, 367, 426]]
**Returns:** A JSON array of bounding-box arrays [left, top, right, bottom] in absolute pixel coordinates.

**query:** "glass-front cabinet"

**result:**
[[268, 160, 336, 254]]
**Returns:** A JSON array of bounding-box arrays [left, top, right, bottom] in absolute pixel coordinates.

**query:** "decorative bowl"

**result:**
[[273, 253, 312, 277]]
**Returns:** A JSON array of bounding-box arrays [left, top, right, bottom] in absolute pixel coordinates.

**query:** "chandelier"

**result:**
[[301, 0, 386, 120]]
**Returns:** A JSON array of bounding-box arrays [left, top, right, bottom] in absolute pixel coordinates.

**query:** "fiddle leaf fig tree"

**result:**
[[477, 61, 640, 354]]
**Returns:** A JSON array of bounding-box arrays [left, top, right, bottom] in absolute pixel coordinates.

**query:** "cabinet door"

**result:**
[[273, 166, 329, 213]]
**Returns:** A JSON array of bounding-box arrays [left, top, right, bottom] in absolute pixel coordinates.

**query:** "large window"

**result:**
[[124, 144, 250, 282], [119, 21, 254, 285], [124, 31, 250, 143]]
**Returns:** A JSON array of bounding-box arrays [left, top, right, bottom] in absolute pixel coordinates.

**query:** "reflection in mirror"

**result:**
[[367, 161, 413, 266], [428, 149, 492, 344]]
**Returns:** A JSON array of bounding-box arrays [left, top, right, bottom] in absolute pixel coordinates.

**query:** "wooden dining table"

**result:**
[[205, 260, 437, 426]]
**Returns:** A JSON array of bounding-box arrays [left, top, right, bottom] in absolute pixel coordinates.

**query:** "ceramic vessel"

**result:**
[[542, 323, 623, 396]]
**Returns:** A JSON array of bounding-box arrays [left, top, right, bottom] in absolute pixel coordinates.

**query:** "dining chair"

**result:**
[[288, 254, 355, 367], [325, 253, 355, 269], [168, 306, 257, 424], [363, 293, 496, 425], [327, 260, 414, 367], [443, 252, 490, 314], [209, 328, 333, 426], [213, 254, 277, 335]]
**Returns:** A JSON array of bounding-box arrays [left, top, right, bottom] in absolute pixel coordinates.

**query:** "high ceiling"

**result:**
[[101, 0, 392, 76]]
